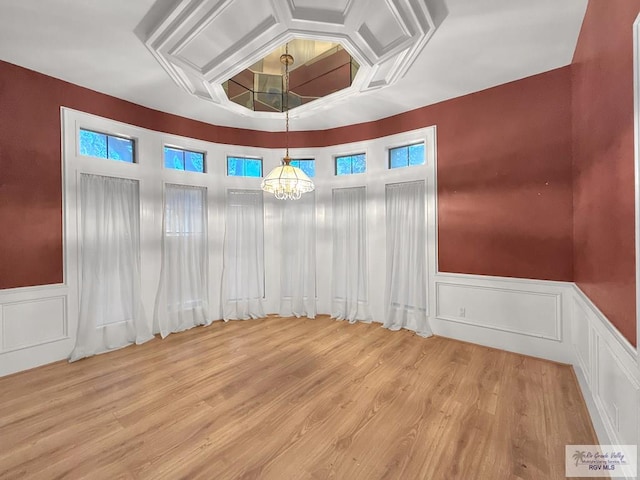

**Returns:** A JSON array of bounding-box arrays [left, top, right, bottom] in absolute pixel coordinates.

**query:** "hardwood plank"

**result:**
[[0, 316, 597, 479]]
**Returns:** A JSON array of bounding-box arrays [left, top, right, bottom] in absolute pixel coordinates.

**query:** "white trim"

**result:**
[[569, 283, 639, 479], [429, 271, 639, 477], [435, 282, 563, 341], [432, 124, 440, 275], [60, 108, 69, 287], [436, 271, 574, 289], [430, 272, 574, 363], [574, 285, 637, 360], [572, 366, 611, 451], [1, 295, 69, 353], [633, 13, 640, 368], [0, 283, 66, 297]]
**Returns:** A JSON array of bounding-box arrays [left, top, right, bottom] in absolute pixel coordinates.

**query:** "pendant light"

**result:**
[[261, 43, 315, 200]]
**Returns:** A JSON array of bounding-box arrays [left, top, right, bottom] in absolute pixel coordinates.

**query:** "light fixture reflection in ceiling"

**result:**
[[261, 44, 315, 200]]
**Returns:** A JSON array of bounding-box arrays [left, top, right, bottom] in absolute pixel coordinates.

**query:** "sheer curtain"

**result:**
[[221, 189, 265, 320], [70, 174, 153, 362], [280, 191, 316, 318], [331, 186, 371, 323], [384, 181, 432, 336], [154, 184, 209, 338]]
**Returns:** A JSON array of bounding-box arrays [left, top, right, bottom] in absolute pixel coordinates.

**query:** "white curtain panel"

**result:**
[[221, 189, 265, 320], [331, 186, 371, 323], [70, 174, 153, 362], [384, 180, 432, 336], [154, 184, 210, 338], [280, 191, 316, 318]]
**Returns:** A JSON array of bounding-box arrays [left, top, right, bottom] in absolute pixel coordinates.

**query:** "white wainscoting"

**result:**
[[570, 286, 640, 478], [432, 273, 574, 363], [0, 284, 75, 377], [431, 272, 639, 479]]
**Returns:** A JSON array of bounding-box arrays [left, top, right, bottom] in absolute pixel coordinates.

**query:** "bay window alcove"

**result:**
[[63, 108, 437, 359]]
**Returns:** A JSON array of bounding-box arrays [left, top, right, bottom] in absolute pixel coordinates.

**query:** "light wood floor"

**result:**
[[0, 316, 596, 480]]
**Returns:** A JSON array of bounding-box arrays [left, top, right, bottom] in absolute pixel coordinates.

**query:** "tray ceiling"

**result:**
[[0, 0, 588, 131]]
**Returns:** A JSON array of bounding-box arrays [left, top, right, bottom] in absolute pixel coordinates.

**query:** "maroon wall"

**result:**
[[0, 60, 574, 289], [0, 61, 281, 289], [313, 69, 574, 280], [426, 69, 574, 280], [572, 0, 640, 346]]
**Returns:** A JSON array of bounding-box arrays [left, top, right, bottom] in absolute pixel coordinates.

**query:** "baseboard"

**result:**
[[430, 272, 639, 479]]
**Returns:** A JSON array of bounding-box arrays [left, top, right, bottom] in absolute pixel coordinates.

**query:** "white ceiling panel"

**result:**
[[0, 0, 588, 132]]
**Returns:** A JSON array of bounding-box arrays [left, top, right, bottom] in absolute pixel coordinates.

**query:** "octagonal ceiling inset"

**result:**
[[223, 39, 359, 113], [140, 0, 439, 116]]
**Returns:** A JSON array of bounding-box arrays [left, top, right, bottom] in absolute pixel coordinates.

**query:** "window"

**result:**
[[222, 190, 265, 319], [290, 159, 315, 178], [79, 128, 135, 163], [155, 184, 209, 337], [389, 143, 425, 169], [164, 146, 205, 173], [71, 174, 152, 361], [384, 181, 429, 334], [227, 156, 263, 177], [331, 186, 370, 321], [335, 153, 366, 175]]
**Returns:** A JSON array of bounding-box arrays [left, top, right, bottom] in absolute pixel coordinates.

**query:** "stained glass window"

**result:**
[[389, 143, 425, 169], [335, 154, 366, 175], [164, 146, 205, 173], [290, 159, 315, 178], [79, 129, 134, 163], [227, 157, 263, 177]]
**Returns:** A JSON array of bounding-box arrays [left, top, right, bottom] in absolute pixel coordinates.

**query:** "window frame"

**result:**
[[78, 128, 137, 164], [226, 155, 264, 178], [163, 145, 207, 173], [289, 158, 316, 178], [388, 142, 425, 169], [334, 153, 367, 176]]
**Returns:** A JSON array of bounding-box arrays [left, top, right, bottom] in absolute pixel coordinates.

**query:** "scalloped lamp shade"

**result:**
[[261, 162, 315, 200]]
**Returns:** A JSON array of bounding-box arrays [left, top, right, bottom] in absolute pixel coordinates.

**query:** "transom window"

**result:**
[[335, 153, 366, 175], [164, 146, 205, 173], [79, 128, 135, 163], [290, 159, 316, 178], [227, 156, 263, 177], [389, 143, 425, 169]]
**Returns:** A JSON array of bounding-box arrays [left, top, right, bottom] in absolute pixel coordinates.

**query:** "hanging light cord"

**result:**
[[261, 42, 313, 200], [283, 43, 291, 164]]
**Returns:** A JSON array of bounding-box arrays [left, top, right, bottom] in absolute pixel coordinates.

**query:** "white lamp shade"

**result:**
[[261, 163, 315, 200]]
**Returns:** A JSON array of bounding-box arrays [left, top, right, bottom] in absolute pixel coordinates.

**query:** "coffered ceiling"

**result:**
[[0, 0, 587, 131], [141, 0, 437, 116]]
